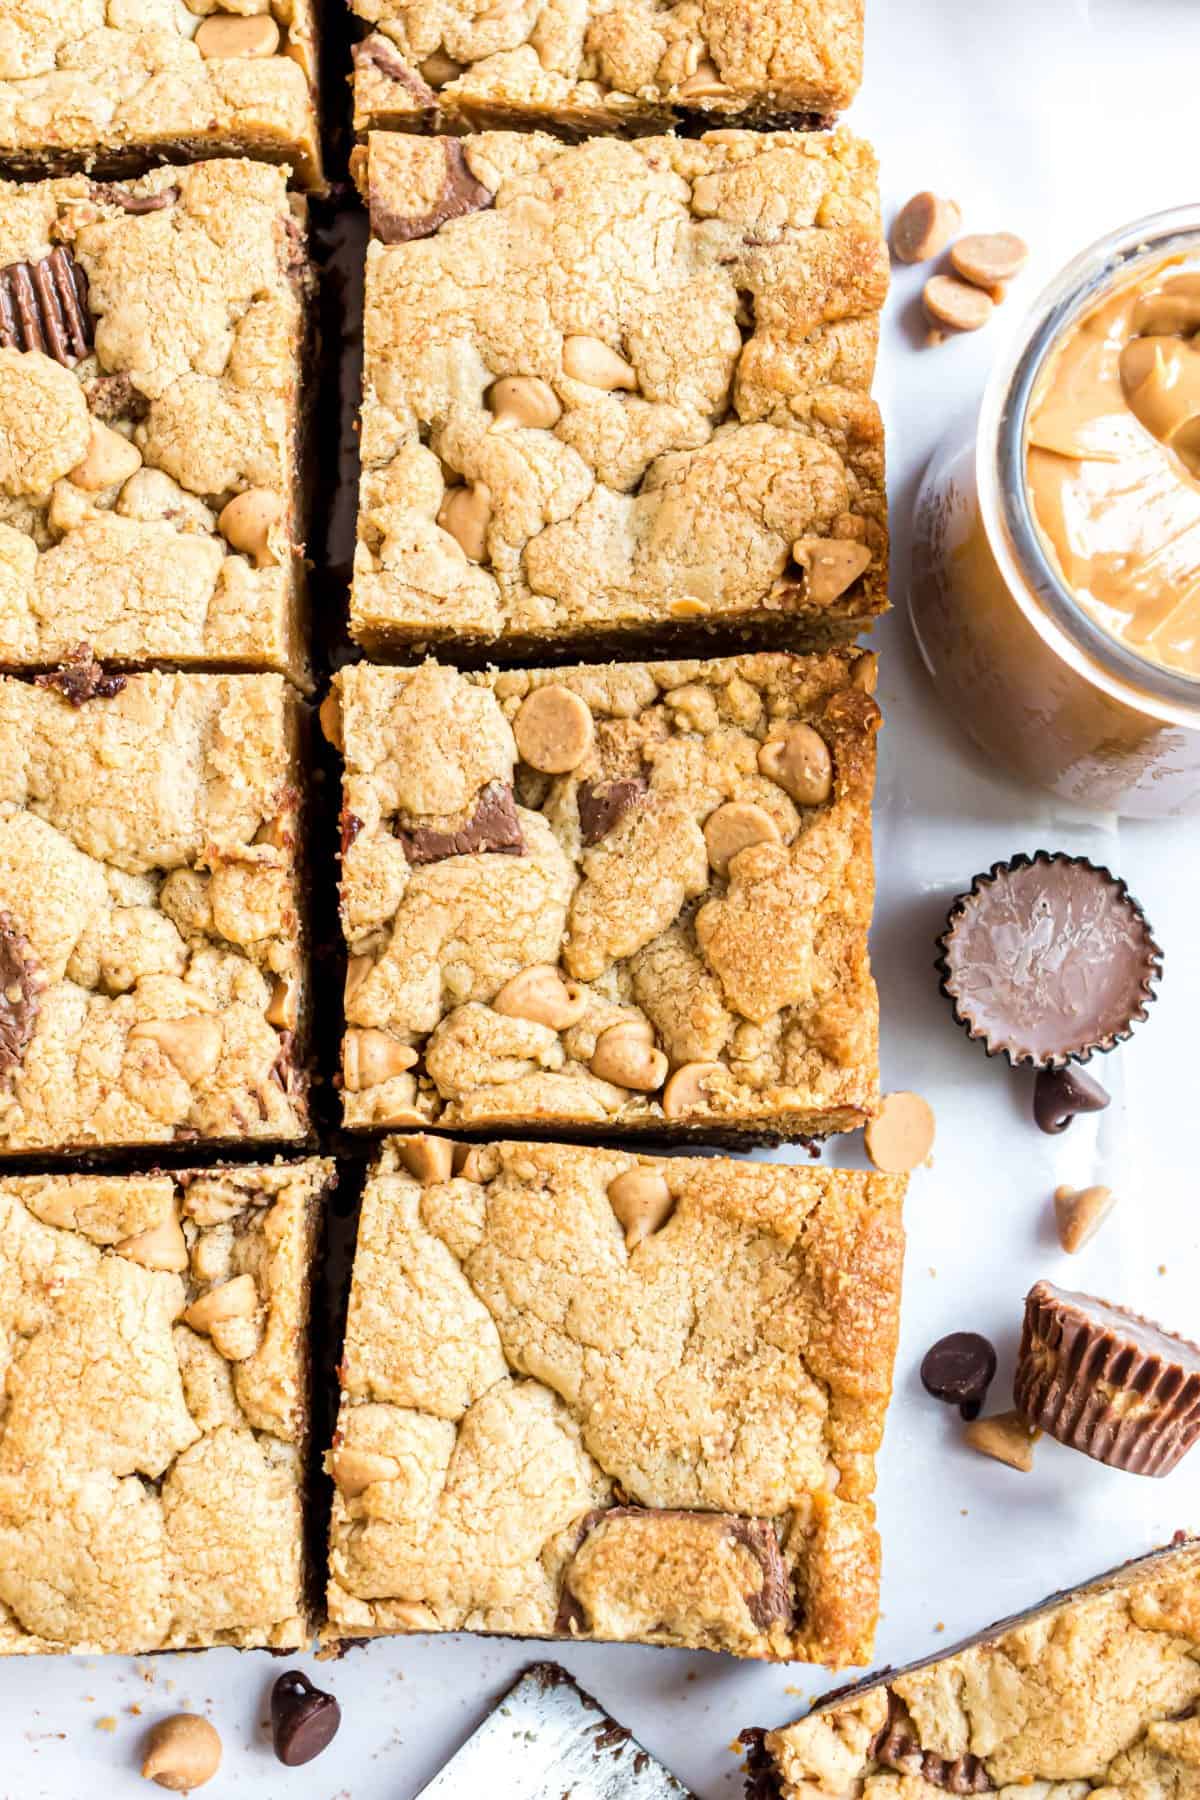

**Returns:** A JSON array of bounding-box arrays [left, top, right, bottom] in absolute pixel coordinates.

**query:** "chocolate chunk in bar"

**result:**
[[0, 248, 92, 366], [84, 372, 148, 423], [0, 912, 44, 1085], [353, 32, 436, 103], [872, 1692, 991, 1793], [397, 780, 524, 864], [35, 645, 127, 706], [577, 775, 647, 846], [370, 140, 494, 244], [91, 181, 180, 214]]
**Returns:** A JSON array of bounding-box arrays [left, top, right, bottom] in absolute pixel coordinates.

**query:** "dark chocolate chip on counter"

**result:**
[[1033, 1063, 1110, 1134], [920, 1331, 998, 1421], [270, 1670, 342, 1767]]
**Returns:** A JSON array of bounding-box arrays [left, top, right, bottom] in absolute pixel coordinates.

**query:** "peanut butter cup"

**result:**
[[935, 853, 1160, 1068], [1015, 1281, 1200, 1476]]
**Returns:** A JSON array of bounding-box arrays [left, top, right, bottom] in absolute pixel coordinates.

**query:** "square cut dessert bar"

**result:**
[[324, 1135, 906, 1664], [0, 1159, 333, 1655], [349, 0, 863, 137], [0, 670, 307, 1154], [351, 128, 888, 659], [0, 160, 312, 684], [743, 1539, 1200, 1799], [328, 650, 880, 1139], [0, 4, 322, 191]]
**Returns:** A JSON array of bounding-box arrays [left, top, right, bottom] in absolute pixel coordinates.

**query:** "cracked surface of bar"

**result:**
[[352, 127, 888, 659], [325, 1136, 906, 1665], [0, 162, 312, 684], [0, 1159, 332, 1655]]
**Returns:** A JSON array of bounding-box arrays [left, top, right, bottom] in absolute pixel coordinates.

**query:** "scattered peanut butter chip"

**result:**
[[865, 1091, 936, 1173], [924, 274, 995, 333], [703, 800, 780, 875], [607, 1167, 674, 1248], [964, 1409, 1040, 1472], [514, 684, 594, 773], [757, 724, 832, 807], [1054, 1183, 1118, 1254], [792, 537, 872, 604], [395, 1134, 455, 1184], [488, 374, 561, 431], [951, 232, 1029, 288], [141, 1714, 221, 1791], [590, 1021, 667, 1091], [891, 191, 962, 263], [437, 481, 491, 561]]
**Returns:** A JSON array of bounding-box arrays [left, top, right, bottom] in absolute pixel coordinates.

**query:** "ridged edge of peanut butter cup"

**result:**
[[934, 851, 1161, 1070], [1014, 1280, 1200, 1477]]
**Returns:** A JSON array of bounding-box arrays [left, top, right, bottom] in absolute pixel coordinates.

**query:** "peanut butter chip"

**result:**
[[331, 1448, 402, 1497], [488, 375, 562, 431], [183, 1273, 257, 1336], [438, 482, 491, 561], [219, 487, 283, 567], [195, 14, 281, 57], [493, 964, 587, 1029], [514, 685, 595, 774], [589, 1021, 668, 1091], [677, 58, 732, 98], [964, 1410, 1039, 1473], [1054, 1183, 1117, 1254], [343, 1028, 418, 1090], [562, 335, 637, 390], [117, 1210, 189, 1273], [757, 724, 832, 806], [951, 232, 1029, 288], [924, 275, 995, 333], [607, 1168, 674, 1248], [70, 420, 142, 491], [891, 191, 962, 264], [865, 1091, 936, 1173], [142, 1714, 222, 1791], [792, 537, 872, 604], [397, 1135, 455, 1184], [318, 690, 343, 751], [703, 800, 780, 875], [662, 1060, 724, 1119]]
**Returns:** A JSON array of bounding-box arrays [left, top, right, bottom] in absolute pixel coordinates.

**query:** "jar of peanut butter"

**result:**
[[911, 207, 1200, 816]]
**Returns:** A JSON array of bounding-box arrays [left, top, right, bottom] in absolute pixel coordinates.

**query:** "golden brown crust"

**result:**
[[0, 671, 308, 1153], [333, 650, 880, 1140], [757, 1544, 1200, 1800], [349, 0, 863, 133], [325, 1137, 906, 1664], [0, 162, 310, 683], [352, 128, 888, 657], [0, 3, 322, 190], [0, 1159, 333, 1656]]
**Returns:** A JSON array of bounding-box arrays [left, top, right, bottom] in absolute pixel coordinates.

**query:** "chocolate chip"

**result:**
[[339, 810, 363, 856], [577, 776, 647, 846], [371, 140, 494, 244], [0, 911, 44, 1086], [84, 372, 148, 423], [1033, 1063, 1110, 1135], [872, 1692, 991, 1793], [270, 1671, 341, 1767], [397, 781, 524, 864], [724, 1516, 792, 1629], [35, 646, 127, 706], [91, 181, 180, 214], [0, 248, 92, 366], [920, 1331, 997, 1421], [352, 31, 435, 102]]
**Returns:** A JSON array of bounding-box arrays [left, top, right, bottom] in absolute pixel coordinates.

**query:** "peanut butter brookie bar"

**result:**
[[0, 4, 322, 190], [743, 1540, 1200, 1799], [0, 1159, 332, 1655], [324, 1135, 906, 1665], [0, 161, 312, 684], [327, 650, 880, 1140], [0, 671, 307, 1154], [351, 128, 888, 659], [349, 0, 863, 136]]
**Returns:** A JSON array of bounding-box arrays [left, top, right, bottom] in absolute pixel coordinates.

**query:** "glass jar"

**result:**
[[911, 206, 1200, 818]]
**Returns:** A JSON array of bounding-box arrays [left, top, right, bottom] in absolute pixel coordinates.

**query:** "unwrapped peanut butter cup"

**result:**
[[935, 852, 1160, 1068], [1015, 1281, 1200, 1476]]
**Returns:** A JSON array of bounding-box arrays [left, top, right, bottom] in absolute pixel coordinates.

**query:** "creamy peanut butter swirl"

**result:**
[[1026, 259, 1200, 676]]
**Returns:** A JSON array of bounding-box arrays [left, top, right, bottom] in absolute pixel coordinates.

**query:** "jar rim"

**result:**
[[976, 204, 1200, 726]]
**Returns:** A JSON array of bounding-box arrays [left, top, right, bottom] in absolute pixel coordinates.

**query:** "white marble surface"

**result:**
[[7, 3, 1200, 1795]]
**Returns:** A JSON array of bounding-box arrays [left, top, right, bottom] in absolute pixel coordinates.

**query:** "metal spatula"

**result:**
[[416, 1662, 696, 1798]]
